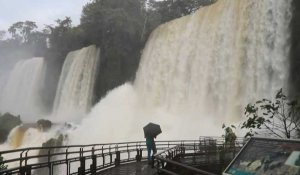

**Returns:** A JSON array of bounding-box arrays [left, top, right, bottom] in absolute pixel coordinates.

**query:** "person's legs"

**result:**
[[148, 145, 157, 165], [147, 146, 151, 162], [153, 144, 157, 155]]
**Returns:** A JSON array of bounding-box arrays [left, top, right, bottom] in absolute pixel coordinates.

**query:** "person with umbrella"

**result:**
[[143, 122, 162, 164]]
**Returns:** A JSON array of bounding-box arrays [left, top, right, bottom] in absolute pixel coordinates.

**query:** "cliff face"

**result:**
[[0, 113, 22, 143], [290, 0, 300, 97]]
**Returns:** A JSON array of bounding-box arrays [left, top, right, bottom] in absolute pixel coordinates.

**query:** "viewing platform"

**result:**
[[0, 137, 246, 175], [99, 161, 155, 175]]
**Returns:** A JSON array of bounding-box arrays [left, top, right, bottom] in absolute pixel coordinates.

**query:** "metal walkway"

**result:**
[[0, 138, 246, 175], [98, 162, 156, 175]]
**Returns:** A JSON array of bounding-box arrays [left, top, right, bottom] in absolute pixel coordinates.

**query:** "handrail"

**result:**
[[153, 137, 247, 175], [0, 140, 200, 175], [154, 145, 216, 175], [0, 138, 247, 175], [0, 140, 201, 154], [157, 156, 216, 175]]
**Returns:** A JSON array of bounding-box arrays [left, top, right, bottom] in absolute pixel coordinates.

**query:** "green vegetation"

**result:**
[[242, 89, 300, 139], [222, 124, 237, 147], [81, 0, 147, 99], [222, 88, 300, 139], [0, 113, 22, 143], [8, 21, 38, 43]]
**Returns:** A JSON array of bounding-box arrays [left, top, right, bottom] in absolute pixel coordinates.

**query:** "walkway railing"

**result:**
[[0, 137, 247, 175], [153, 137, 247, 175], [0, 140, 202, 175], [154, 145, 216, 175]]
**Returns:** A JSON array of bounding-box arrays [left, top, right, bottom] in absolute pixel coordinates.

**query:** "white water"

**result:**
[[69, 0, 292, 144], [0, 124, 75, 169], [53, 45, 100, 122], [135, 0, 292, 122], [0, 46, 100, 152], [0, 57, 46, 121], [69, 83, 220, 144]]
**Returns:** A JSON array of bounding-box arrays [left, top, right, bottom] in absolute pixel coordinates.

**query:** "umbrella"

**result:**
[[143, 122, 162, 138]]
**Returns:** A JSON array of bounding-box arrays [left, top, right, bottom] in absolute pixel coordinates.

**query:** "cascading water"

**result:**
[[0, 57, 46, 121], [69, 0, 292, 144], [135, 0, 292, 122], [53, 45, 100, 122], [0, 45, 100, 153]]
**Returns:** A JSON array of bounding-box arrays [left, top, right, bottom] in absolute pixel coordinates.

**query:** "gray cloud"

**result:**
[[0, 0, 89, 30]]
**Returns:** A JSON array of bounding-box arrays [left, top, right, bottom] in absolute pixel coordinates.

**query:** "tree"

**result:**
[[46, 17, 72, 49], [81, 0, 146, 99], [28, 30, 48, 56], [8, 21, 38, 43], [242, 89, 300, 139], [147, 0, 216, 24]]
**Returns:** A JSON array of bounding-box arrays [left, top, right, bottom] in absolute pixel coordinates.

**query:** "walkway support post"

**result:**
[[78, 157, 85, 175], [136, 149, 141, 162], [78, 148, 85, 175], [25, 165, 32, 175], [139, 149, 143, 160], [48, 149, 52, 175], [90, 155, 97, 174], [66, 148, 69, 175], [20, 167, 26, 175], [115, 151, 120, 166]]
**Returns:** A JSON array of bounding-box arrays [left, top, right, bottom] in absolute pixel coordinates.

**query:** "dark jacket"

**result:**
[[146, 137, 155, 147]]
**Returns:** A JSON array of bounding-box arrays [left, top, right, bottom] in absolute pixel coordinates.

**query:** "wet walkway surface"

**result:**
[[98, 162, 157, 175]]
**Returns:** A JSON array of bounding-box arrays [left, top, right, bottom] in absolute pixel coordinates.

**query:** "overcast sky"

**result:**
[[0, 0, 89, 31]]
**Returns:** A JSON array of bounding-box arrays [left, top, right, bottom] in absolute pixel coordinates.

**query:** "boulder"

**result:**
[[37, 119, 52, 131]]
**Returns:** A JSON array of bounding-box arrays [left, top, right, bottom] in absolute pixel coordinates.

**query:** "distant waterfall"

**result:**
[[0, 57, 46, 121], [135, 0, 292, 122], [53, 45, 100, 121]]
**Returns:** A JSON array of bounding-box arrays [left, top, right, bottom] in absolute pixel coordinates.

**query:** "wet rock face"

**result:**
[[35, 135, 64, 175], [290, 0, 300, 97], [41, 134, 64, 147], [0, 113, 22, 143], [36, 119, 52, 131]]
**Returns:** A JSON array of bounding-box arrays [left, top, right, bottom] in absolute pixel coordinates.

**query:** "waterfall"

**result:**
[[8, 126, 26, 148], [0, 57, 46, 121], [135, 0, 292, 122], [53, 45, 100, 122], [69, 0, 292, 143], [0, 45, 100, 150]]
